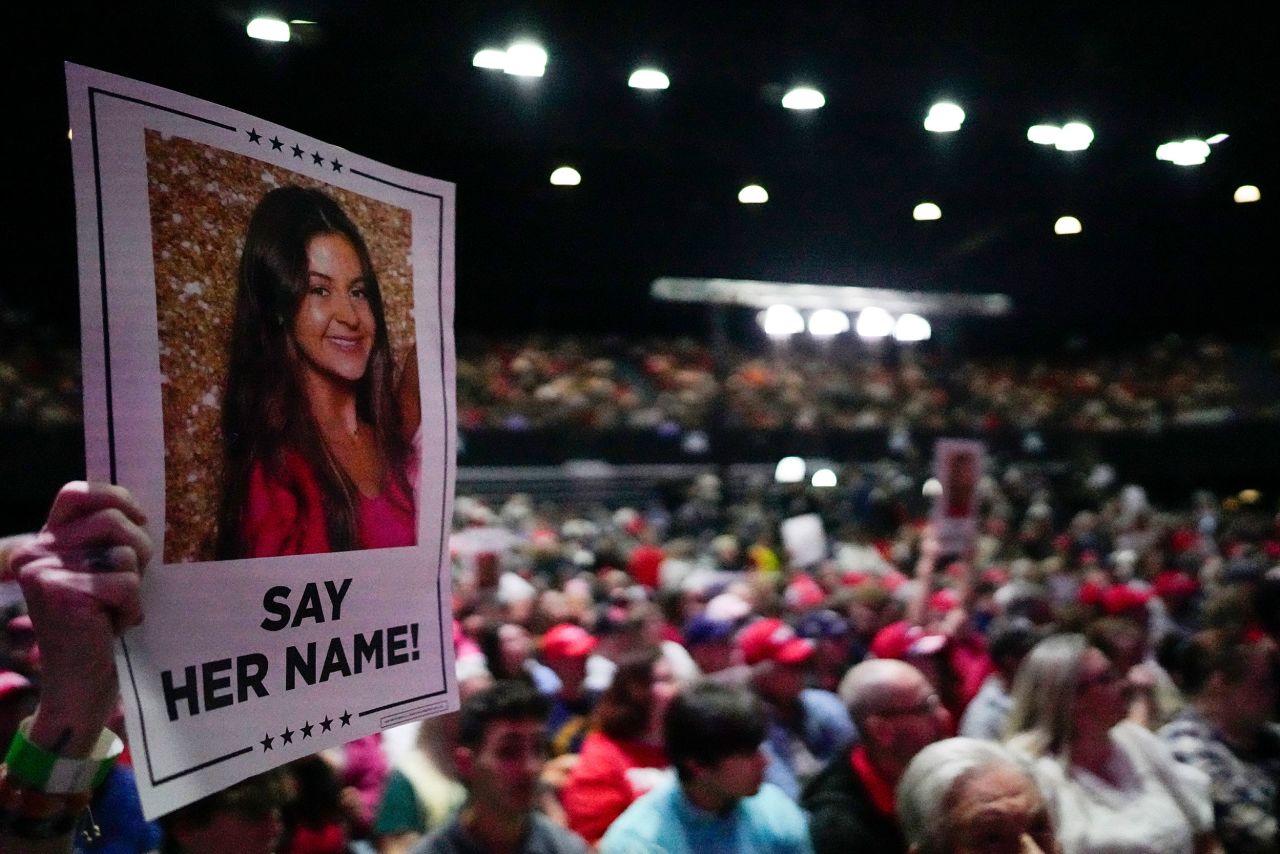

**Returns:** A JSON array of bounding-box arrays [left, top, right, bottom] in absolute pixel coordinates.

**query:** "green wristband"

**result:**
[[3, 717, 122, 794]]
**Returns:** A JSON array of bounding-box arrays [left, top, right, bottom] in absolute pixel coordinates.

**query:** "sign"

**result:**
[[65, 64, 457, 817], [931, 439, 985, 556]]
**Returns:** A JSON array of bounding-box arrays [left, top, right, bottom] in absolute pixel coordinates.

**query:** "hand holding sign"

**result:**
[[7, 481, 151, 755]]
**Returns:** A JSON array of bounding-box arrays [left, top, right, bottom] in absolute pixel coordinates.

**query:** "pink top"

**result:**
[[243, 450, 415, 557]]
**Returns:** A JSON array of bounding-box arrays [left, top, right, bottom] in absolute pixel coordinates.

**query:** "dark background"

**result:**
[[9, 1, 1277, 347]]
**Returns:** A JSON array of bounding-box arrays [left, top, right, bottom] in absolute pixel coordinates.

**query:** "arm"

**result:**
[[904, 527, 940, 628], [1, 482, 151, 854]]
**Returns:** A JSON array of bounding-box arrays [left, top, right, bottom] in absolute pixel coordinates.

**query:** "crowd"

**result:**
[[0, 301, 80, 427], [3, 450, 1278, 853], [454, 333, 1279, 434]]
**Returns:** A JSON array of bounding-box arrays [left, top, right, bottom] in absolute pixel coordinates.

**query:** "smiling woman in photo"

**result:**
[[216, 185, 417, 559]]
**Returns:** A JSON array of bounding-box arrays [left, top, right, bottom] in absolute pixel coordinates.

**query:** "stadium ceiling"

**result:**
[[12, 2, 1277, 340]]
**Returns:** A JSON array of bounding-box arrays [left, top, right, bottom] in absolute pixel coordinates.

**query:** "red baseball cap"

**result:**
[[737, 618, 814, 666], [1101, 584, 1153, 616], [541, 624, 598, 659], [870, 620, 948, 661]]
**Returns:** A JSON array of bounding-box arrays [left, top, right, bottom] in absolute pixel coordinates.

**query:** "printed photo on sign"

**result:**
[[931, 439, 985, 556], [65, 63, 458, 818]]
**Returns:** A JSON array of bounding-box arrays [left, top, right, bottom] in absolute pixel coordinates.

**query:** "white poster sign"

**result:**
[[65, 64, 457, 817], [931, 439, 985, 556], [781, 513, 827, 569]]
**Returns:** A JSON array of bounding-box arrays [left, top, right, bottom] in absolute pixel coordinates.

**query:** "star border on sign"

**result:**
[[339, 710, 352, 727], [260, 733, 275, 751], [280, 726, 295, 745], [247, 128, 261, 144], [331, 159, 343, 173], [291, 143, 304, 159], [312, 151, 325, 166], [320, 716, 334, 733], [301, 721, 314, 739], [270, 136, 283, 151]]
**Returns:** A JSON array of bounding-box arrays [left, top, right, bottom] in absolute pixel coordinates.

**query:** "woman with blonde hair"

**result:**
[[1005, 633, 1221, 854]]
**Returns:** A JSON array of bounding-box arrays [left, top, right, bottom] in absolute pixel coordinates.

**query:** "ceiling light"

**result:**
[[473, 49, 506, 69], [1027, 124, 1060, 145], [246, 17, 290, 42], [913, 202, 942, 221], [1156, 139, 1211, 166], [924, 102, 965, 133], [808, 309, 850, 337], [1206, 133, 1229, 145], [738, 184, 768, 204], [503, 42, 547, 77], [1054, 216, 1082, 235], [1055, 122, 1094, 151], [855, 307, 894, 339], [782, 87, 825, 110], [628, 68, 670, 90], [811, 468, 838, 488], [549, 166, 581, 186], [760, 305, 804, 337], [893, 313, 932, 342], [1234, 185, 1261, 204], [923, 478, 943, 497], [775, 457, 807, 484]]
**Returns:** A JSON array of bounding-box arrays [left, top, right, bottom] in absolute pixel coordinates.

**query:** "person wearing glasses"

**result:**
[[1005, 634, 1222, 854], [802, 658, 953, 854]]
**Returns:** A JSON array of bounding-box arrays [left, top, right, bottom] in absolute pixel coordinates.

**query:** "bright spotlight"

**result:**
[[1055, 122, 1094, 151], [246, 17, 290, 42], [855, 307, 894, 339], [775, 456, 807, 484], [1234, 185, 1261, 204], [782, 87, 826, 110], [473, 48, 507, 69], [1206, 133, 1229, 145], [808, 309, 850, 337], [893, 313, 932, 342], [760, 305, 805, 337], [924, 102, 965, 132], [1156, 139, 1210, 166], [628, 68, 670, 90], [1054, 216, 1082, 235], [811, 468, 838, 488], [503, 42, 547, 77], [549, 166, 581, 186], [1027, 124, 1060, 145], [913, 202, 942, 221], [738, 184, 769, 204]]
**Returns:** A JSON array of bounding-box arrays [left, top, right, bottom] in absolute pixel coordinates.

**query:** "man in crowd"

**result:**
[[1159, 630, 1280, 854], [540, 622, 600, 756], [958, 617, 1039, 740], [739, 617, 855, 799], [802, 658, 953, 854], [599, 682, 812, 853], [415, 680, 589, 854]]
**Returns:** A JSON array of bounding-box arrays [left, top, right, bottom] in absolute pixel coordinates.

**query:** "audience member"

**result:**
[[896, 737, 1060, 854], [412, 680, 588, 854], [599, 682, 812, 854], [1006, 633, 1219, 854], [1159, 630, 1280, 854], [803, 659, 953, 854], [739, 617, 855, 799]]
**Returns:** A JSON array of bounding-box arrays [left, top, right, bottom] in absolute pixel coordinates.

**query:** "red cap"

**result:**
[[541, 624, 598, 659], [785, 574, 825, 610], [1079, 580, 1107, 606], [1154, 571, 1199, 601], [841, 570, 870, 587], [1102, 584, 1154, 616], [929, 588, 961, 613], [737, 618, 814, 666], [869, 621, 948, 661]]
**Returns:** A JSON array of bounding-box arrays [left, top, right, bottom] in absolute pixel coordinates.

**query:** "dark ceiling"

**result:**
[[12, 2, 1278, 345]]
